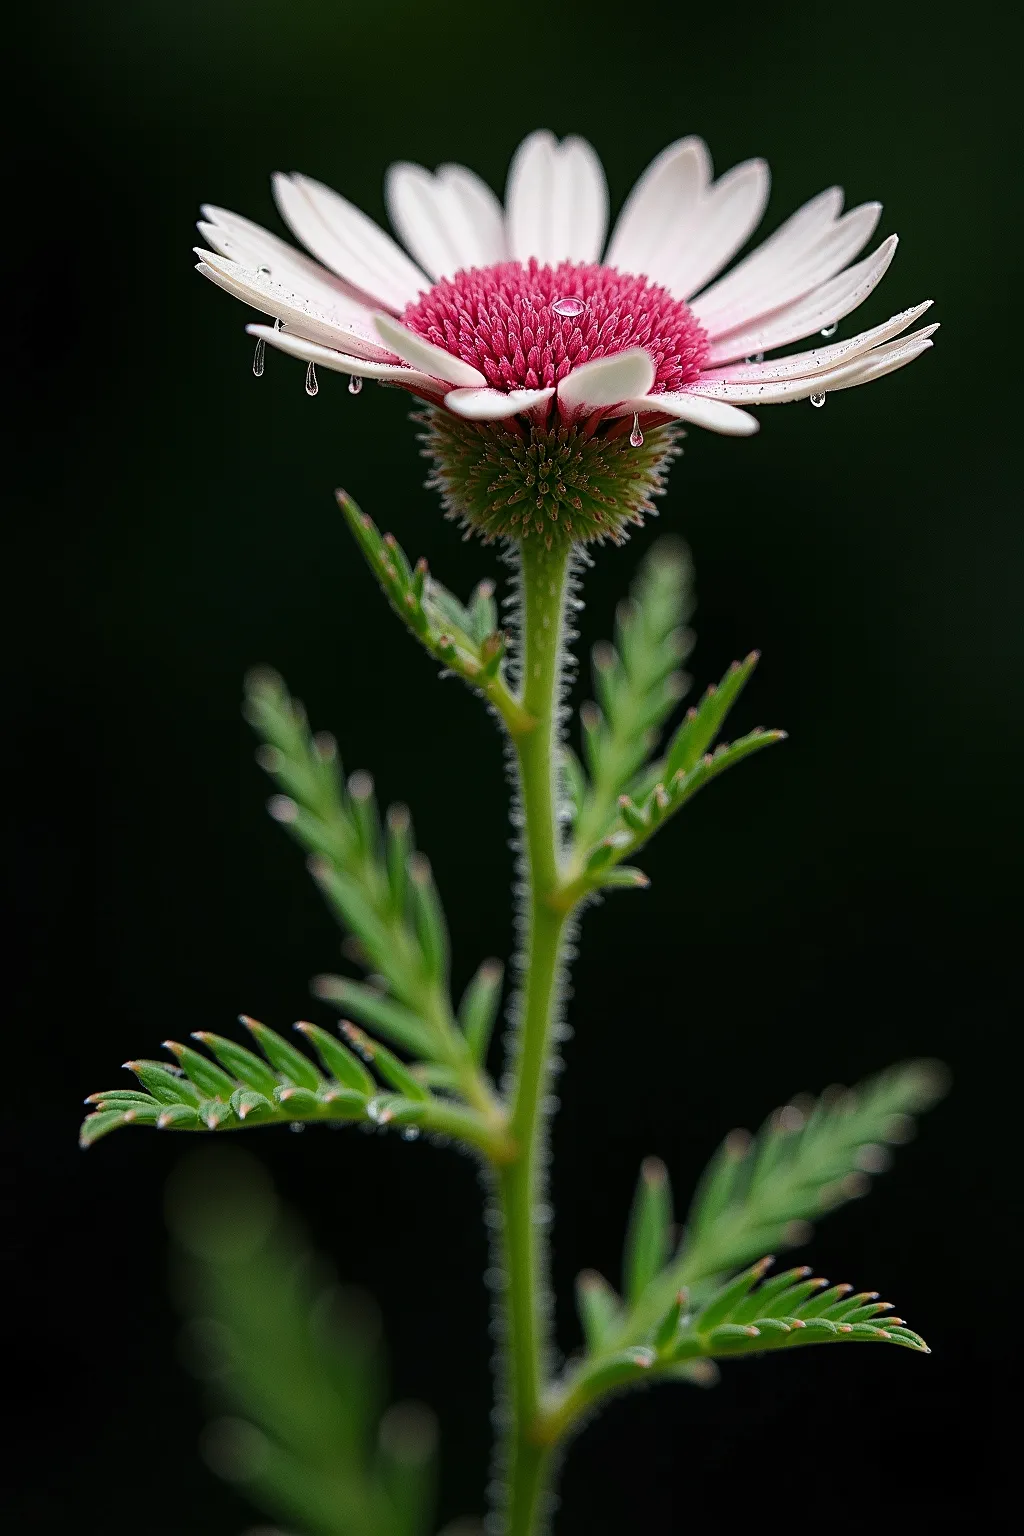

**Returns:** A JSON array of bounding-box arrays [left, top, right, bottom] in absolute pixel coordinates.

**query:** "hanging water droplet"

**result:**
[[252, 336, 265, 377], [273, 317, 282, 332], [305, 361, 319, 397], [810, 392, 826, 408], [348, 374, 363, 395], [629, 412, 644, 448], [820, 322, 839, 338], [754, 351, 765, 363], [552, 296, 587, 318]]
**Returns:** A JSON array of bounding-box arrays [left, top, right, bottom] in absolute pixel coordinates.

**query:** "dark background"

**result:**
[[7, 1, 1019, 1530]]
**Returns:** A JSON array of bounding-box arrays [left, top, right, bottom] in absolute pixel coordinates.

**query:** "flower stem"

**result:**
[[497, 536, 572, 1536]]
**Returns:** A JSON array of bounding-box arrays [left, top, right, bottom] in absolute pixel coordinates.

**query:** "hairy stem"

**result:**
[[496, 537, 572, 1536]]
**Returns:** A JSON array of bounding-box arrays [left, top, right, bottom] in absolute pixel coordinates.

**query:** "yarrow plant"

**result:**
[[84, 133, 943, 1536]]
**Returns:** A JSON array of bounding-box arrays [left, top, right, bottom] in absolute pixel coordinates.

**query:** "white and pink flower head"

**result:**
[[196, 131, 935, 544]]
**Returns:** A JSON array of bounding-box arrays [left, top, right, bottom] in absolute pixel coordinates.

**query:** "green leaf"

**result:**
[[457, 960, 504, 1064], [167, 1149, 441, 1536], [661, 652, 761, 780], [312, 977, 437, 1060], [163, 1040, 239, 1101], [191, 1032, 280, 1099], [337, 492, 527, 735], [341, 1025, 429, 1102], [294, 1022, 376, 1097], [679, 1060, 949, 1285], [572, 539, 694, 848], [408, 854, 449, 986], [240, 1017, 323, 1092], [669, 1259, 929, 1362], [80, 1108, 134, 1147], [157, 1103, 203, 1130], [124, 1060, 203, 1107], [623, 1158, 674, 1305], [575, 1270, 622, 1353], [81, 1022, 375, 1147]]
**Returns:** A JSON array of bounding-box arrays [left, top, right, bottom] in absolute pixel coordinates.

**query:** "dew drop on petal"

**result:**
[[348, 374, 363, 395], [552, 296, 587, 318], [820, 322, 839, 338], [273, 317, 282, 332], [305, 361, 319, 397], [810, 392, 826, 408], [252, 336, 265, 377], [629, 412, 644, 448]]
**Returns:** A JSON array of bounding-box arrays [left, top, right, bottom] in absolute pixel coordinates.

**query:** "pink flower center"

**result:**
[[402, 259, 710, 395]]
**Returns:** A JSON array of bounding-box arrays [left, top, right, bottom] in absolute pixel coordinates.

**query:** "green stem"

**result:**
[[496, 537, 572, 1536]]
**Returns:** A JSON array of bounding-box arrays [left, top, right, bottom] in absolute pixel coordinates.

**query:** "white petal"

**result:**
[[693, 195, 882, 335], [615, 392, 759, 436], [245, 324, 440, 390], [819, 332, 936, 394], [663, 158, 771, 300], [198, 206, 378, 324], [707, 236, 900, 365], [273, 172, 429, 311], [685, 187, 843, 329], [444, 386, 556, 420], [373, 313, 487, 388], [506, 130, 609, 264], [556, 349, 656, 417], [605, 136, 712, 276], [196, 252, 396, 361], [689, 326, 937, 403], [385, 161, 507, 280], [699, 303, 933, 384]]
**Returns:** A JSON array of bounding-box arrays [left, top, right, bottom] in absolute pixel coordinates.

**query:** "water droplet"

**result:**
[[252, 336, 265, 377], [810, 392, 826, 408], [820, 322, 839, 338], [552, 296, 587, 318], [348, 374, 363, 395], [401, 1126, 420, 1141], [743, 352, 765, 365], [305, 361, 319, 397], [273, 317, 282, 332], [289, 1121, 305, 1133], [629, 412, 644, 448]]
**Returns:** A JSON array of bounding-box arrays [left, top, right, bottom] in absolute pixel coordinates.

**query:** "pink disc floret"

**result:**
[[402, 258, 710, 397]]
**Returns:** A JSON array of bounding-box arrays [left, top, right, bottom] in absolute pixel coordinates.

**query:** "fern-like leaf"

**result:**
[[80, 1016, 507, 1158], [564, 541, 786, 898], [679, 1058, 949, 1284], [556, 1254, 927, 1435], [572, 539, 694, 848], [337, 492, 530, 734], [243, 669, 508, 1130], [168, 1148, 454, 1536]]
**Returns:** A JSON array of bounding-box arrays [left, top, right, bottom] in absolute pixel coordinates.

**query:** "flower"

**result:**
[[196, 131, 935, 542]]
